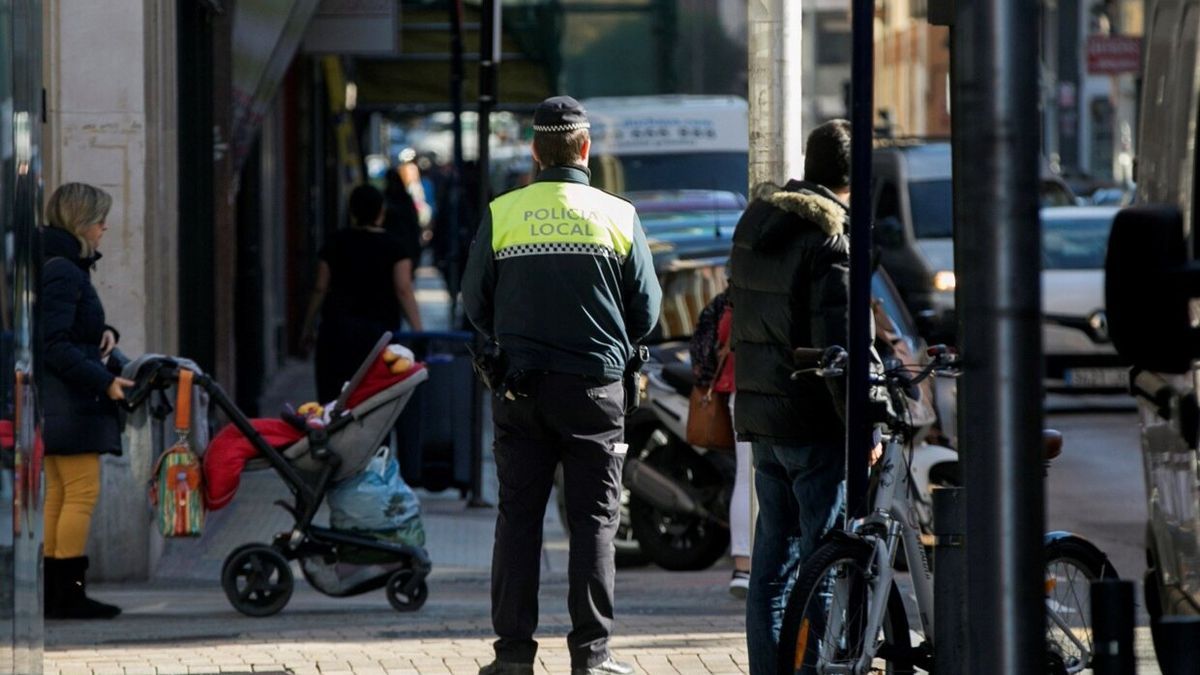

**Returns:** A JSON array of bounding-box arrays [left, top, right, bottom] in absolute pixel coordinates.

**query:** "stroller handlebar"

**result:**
[[120, 357, 183, 412]]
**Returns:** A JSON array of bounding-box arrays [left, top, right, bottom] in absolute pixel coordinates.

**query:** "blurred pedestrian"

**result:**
[[302, 185, 423, 402], [433, 160, 481, 298], [384, 168, 423, 274], [398, 148, 432, 228], [689, 289, 753, 598], [729, 120, 854, 675], [463, 95, 662, 675], [40, 182, 132, 620]]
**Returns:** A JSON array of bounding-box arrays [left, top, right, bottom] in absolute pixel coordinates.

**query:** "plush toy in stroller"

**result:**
[[123, 333, 432, 616]]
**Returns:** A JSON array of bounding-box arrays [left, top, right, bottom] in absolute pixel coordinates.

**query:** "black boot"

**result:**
[[51, 556, 121, 620], [43, 558, 59, 616]]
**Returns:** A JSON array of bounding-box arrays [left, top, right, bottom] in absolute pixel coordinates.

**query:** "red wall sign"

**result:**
[[1087, 35, 1142, 75]]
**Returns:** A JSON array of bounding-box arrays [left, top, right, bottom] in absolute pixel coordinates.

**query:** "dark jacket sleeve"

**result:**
[[42, 265, 115, 396], [808, 235, 851, 421], [462, 210, 497, 338], [622, 214, 663, 343], [809, 235, 850, 350]]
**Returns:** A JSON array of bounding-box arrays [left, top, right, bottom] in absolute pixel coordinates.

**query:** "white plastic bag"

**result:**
[[328, 448, 423, 536]]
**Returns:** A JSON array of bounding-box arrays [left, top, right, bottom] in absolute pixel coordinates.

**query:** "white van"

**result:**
[[581, 95, 749, 198]]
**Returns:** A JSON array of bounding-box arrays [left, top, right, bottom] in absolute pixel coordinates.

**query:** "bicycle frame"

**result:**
[[799, 349, 1102, 674], [832, 437, 936, 672]]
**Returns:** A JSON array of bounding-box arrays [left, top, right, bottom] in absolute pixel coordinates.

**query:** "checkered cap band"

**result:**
[[532, 122, 592, 133]]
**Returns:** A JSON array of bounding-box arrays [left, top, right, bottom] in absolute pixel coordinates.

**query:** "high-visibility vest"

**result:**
[[489, 181, 637, 262]]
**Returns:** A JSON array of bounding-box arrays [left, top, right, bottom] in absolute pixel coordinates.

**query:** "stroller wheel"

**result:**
[[221, 544, 294, 617], [385, 569, 428, 612]]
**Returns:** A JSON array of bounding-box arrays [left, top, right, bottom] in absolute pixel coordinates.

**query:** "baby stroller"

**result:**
[[124, 333, 432, 617]]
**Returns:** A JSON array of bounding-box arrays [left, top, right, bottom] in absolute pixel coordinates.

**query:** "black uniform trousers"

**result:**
[[490, 371, 625, 669]]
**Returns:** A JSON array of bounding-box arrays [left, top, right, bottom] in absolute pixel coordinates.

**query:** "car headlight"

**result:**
[[933, 270, 956, 292]]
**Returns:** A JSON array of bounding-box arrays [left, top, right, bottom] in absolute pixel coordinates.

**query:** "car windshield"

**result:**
[[908, 179, 953, 239], [1042, 212, 1115, 270], [589, 152, 748, 199]]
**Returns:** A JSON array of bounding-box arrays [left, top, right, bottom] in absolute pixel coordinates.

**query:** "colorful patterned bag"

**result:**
[[149, 368, 205, 537]]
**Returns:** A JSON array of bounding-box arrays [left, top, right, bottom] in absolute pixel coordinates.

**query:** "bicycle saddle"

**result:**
[[1043, 429, 1063, 461]]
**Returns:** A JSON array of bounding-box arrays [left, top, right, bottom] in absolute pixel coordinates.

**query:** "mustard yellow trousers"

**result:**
[[43, 454, 100, 559]]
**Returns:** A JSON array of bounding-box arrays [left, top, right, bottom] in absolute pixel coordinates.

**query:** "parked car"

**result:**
[[872, 142, 957, 341], [1040, 206, 1127, 392], [872, 140, 1080, 343], [1105, 0, 1200, 664], [629, 190, 742, 270]]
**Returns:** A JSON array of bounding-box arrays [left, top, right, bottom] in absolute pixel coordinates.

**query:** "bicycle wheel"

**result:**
[[778, 538, 913, 675], [1044, 535, 1119, 674]]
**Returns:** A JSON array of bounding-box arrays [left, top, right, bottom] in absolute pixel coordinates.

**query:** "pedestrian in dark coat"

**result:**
[[729, 120, 858, 675], [39, 182, 132, 620]]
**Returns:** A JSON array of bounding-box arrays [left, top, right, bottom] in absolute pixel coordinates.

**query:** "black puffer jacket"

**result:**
[[729, 180, 850, 443], [39, 226, 121, 456]]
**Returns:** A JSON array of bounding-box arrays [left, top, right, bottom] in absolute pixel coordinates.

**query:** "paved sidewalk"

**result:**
[[46, 568, 750, 675]]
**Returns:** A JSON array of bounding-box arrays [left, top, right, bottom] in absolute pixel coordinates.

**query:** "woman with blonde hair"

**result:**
[[40, 182, 131, 619]]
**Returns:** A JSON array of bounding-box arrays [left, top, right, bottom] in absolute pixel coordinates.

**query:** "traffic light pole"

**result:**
[[928, 0, 969, 663], [846, 0, 875, 521], [469, 0, 501, 508], [953, 0, 1046, 668]]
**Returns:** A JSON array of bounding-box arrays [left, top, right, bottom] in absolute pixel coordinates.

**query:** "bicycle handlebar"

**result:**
[[791, 344, 959, 386], [792, 347, 828, 367]]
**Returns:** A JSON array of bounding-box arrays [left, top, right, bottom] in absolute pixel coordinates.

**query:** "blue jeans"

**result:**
[[745, 439, 845, 675]]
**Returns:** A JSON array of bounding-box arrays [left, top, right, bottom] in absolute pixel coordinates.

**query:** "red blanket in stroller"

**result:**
[[203, 358, 425, 511]]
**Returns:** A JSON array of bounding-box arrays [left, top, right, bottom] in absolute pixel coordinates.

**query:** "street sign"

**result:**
[[1087, 35, 1141, 75]]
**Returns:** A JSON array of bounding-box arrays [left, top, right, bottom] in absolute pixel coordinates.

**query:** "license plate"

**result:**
[[1064, 367, 1128, 388]]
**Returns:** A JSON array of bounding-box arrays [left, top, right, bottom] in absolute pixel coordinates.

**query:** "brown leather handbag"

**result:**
[[686, 352, 735, 451]]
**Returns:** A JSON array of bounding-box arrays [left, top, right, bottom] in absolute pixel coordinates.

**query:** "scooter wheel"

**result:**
[[629, 441, 730, 571], [386, 569, 428, 612], [221, 544, 294, 617]]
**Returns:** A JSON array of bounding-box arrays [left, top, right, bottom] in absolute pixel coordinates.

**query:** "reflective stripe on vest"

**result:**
[[490, 181, 636, 261]]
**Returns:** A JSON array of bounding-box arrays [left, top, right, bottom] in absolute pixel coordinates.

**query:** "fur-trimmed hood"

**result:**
[[750, 180, 849, 249]]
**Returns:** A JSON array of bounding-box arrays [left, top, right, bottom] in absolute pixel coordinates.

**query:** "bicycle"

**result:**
[[776, 346, 1118, 674]]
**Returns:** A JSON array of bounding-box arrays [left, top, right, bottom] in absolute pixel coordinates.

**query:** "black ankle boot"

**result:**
[[50, 556, 121, 620], [43, 557, 59, 616]]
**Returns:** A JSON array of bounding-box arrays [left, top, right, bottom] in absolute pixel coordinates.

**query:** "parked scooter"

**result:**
[[628, 342, 734, 571], [555, 342, 734, 571]]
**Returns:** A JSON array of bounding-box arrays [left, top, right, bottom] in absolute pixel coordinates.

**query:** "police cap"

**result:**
[[532, 96, 590, 133]]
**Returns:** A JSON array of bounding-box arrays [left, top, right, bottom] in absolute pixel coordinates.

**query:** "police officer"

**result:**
[[463, 96, 662, 675]]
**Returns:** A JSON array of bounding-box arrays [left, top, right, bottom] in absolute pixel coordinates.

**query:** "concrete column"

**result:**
[[747, 0, 804, 188], [43, 0, 177, 580]]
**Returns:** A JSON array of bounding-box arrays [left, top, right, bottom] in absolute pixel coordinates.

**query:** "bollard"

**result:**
[[933, 486, 967, 669], [1091, 579, 1135, 675], [1156, 616, 1200, 675]]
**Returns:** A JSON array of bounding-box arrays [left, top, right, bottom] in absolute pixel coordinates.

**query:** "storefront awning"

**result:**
[[353, 3, 562, 109]]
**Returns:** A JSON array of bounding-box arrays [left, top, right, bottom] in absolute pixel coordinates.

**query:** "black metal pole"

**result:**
[[468, 0, 500, 509], [933, 0, 971, 664], [846, 0, 875, 520], [933, 486, 967, 668], [1157, 617, 1200, 675], [954, 0, 1045, 666], [447, 0, 466, 323], [1090, 579, 1135, 675], [478, 0, 498, 211]]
